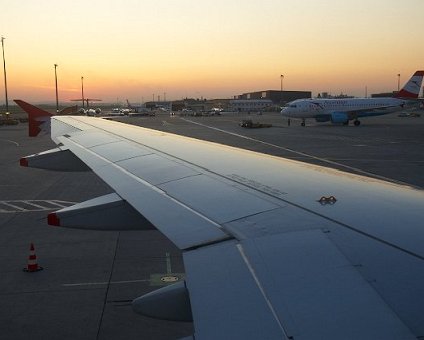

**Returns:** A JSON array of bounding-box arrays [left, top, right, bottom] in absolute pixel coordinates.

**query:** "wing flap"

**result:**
[[184, 231, 415, 339], [184, 240, 288, 339], [240, 229, 415, 339]]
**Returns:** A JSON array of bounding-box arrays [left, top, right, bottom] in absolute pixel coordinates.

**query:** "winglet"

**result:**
[[395, 70, 424, 99], [14, 99, 53, 137]]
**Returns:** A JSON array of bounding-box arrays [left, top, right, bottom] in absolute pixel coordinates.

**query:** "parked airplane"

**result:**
[[281, 70, 424, 126], [71, 98, 102, 116], [108, 109, 124, 116], [126, 99, 149, 113], [126, 99, 156, 116], [18, 103, 424, 339], [78, 107, 102, 115]]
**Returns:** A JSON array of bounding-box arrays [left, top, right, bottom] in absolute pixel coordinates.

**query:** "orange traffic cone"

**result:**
[[23, 243, 43, 272]]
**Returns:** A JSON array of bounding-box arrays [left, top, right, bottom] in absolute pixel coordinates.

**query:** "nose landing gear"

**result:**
[[354, 120, 361, 126]]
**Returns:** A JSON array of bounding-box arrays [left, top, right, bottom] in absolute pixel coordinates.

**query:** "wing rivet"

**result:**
[[317, 196, 337, 205]]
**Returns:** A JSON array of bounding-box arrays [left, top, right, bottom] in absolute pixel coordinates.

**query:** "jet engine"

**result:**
[[315, 115, 331, 122], [331, 112, 349, 124]]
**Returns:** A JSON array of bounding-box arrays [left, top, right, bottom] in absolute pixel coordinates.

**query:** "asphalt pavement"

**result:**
[[0, 111, 422, 339]]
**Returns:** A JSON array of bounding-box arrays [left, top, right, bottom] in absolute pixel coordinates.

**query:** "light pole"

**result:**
[[280, 74, 284, 103], [54, 64, 59, 113], [81, 76, 85, 109], [1, 36, 9, 115], [397, 74, 400, 92]]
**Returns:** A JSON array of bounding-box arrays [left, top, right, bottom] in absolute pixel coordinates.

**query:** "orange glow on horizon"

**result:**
[[1, 0, 423, 103]]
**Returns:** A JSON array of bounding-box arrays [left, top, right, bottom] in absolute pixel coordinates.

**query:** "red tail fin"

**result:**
[[395, 70, 424, 99], [14, 100, 53, 137]]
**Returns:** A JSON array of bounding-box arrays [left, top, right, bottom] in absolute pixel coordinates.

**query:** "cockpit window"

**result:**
[[289, 104, 297, 108]]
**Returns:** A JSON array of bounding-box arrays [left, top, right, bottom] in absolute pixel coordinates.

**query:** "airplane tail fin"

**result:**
[[14, 100, 53, 137], [396, 70, 424, 99]]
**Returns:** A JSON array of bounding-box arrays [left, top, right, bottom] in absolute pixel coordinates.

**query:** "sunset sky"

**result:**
[[1, 0, 423, 104]]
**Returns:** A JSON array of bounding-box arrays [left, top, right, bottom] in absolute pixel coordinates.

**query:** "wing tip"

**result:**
[[19, 157, 28, 167], [47, 212, 60, 226]]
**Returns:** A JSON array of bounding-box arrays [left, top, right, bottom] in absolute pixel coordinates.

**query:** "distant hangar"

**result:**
[[230, 89, 311, 112], [236, 90, 311, 104]]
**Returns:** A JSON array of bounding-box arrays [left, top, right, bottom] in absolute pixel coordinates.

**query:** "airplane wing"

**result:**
[[346, 104, 404, 117], [329, 104, 404, 120], [312, 103, 405, 122], [22, 116, 424, 339]]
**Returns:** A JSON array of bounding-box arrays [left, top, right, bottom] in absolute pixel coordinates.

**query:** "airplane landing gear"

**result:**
[[354, 120, 361, 126], [301, 118, 305, 127]]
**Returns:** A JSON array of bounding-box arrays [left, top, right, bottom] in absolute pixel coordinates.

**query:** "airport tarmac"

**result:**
[[0, 125, 192, 339], [114, 111, 424, 188], [0, 111, 423, 340]]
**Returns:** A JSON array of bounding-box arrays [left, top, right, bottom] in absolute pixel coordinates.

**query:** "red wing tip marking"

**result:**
[[19, 158, 28, 167], [47, 213, 60, 226]]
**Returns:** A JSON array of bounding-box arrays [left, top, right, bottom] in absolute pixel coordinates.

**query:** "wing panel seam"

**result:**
[[236, 244, 291, 339], [60, 136, 227, 233], [57, 118, 424, 260]]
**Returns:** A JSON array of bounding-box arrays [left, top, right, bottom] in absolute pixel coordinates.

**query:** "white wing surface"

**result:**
[[27, 116, 424, 339]]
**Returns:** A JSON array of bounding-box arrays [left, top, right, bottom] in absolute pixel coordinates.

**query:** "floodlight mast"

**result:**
[[81, 76, 85, 109], [1, 36, 9, 115], [54, 64, 59, 113]]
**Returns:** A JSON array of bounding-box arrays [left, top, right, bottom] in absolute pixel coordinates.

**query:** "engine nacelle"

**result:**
[[132, 280, 192, 322], [331, 112, 349, 124], [315, 115, 331, 122]]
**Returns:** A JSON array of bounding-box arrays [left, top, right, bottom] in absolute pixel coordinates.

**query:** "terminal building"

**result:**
[[235, 90, 311, 104], [143, 89, 311, 113], [229, 99, 273, 112], [371, 91, 398, 98]]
